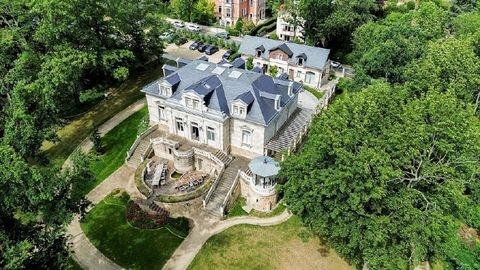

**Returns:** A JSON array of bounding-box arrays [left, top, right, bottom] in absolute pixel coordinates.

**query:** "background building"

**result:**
[[212, 0, 266, 26]]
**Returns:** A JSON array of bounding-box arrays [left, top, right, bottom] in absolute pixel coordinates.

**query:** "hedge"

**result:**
[[249, 17, 277, 36]]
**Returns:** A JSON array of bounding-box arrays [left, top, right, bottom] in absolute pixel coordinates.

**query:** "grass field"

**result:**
[[72, 107, 148, 198], [41, 62, 166, 167], [81, 191, 189, 270], [188, 216, 352, 270]]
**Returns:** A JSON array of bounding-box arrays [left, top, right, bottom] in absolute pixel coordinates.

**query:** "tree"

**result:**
[[279, 83, 480, 269], [350, 2, 449, 83], [451, 0, 478, 15], [405, 37, 480, 113], [268, 65, 279, 77], [192, 0, 216, 25], [300, 0, 379, 49], [0, 144, 94, 269], [170, 0, 195, 21], [278, 0, 302, 40], [246, 56, 254, 70], [235, 18, 244, 34]]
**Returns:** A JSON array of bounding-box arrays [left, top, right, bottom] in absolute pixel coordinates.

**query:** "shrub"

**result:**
[[249, 17, 276, 36], [228, 52, 241, 61], [246, 56, 254, 70]]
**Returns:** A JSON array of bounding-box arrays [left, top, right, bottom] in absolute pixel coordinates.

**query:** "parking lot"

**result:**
[[164, 41, 228, 64]]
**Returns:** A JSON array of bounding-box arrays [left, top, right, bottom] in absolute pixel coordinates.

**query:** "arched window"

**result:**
[[304, 71, 315, 85]]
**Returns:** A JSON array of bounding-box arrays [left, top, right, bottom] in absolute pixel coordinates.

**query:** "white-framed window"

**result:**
[[160, 85, 170, 96], [233, 105, 245, 116], [296, 70, 302, 78], [305, 71, 315, 84], [256, 50, 262, 57], [207, 127, 215, 141], [242, 8, 247, 16], [298, 58, 304, 66], [176, 118, 184, 132], [193, 99, 200, 109], [242, 130, 252, 146], [159, 106, 166, 120], [226, 7, 231, 17], [276, 53, 283, 60]]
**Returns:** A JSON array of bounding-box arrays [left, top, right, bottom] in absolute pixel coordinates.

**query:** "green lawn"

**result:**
[[227, 197, 247, 218], [81, 191, 189, 270], [72, 106, 148, 198], [303, 85, 325, 100], [41, 62, 167, 167], [188, 217, 352, 270]]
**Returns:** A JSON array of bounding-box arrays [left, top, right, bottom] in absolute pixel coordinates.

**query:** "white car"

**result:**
[[186, 23, 201, 32], [172, 20, 185, 28], [331, 61, 342, 69]]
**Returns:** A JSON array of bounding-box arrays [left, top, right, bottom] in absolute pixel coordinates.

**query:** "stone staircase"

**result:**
[[127, 139, 150, 167], [214, 150, 233, 166], [204, 156, 249, 218]]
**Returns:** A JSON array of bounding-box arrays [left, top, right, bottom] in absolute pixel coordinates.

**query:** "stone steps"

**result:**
[[127, 139, 151, 167]]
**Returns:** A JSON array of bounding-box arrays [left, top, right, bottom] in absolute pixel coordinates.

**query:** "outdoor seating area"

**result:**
[[174, 171, 209, 193], [144, 158, 170, 189]]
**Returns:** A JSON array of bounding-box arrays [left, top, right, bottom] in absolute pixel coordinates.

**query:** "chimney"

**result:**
[[288, 81, 294, 96], [275, 95, 281, 111]]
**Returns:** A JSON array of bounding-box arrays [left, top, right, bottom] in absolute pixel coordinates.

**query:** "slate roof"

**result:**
[[176, 58, 192, 68], [142, 60, 302, 126], [269, 43, 293, 57], [239, 35, 330, 71]]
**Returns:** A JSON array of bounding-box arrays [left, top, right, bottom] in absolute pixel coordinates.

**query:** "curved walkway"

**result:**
[[63, 98, 146, 168], [163, 210, 292, 270], [65, 98, 292, 270]]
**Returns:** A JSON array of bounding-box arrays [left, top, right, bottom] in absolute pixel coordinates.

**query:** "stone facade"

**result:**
[[239, 174, 278, 212]]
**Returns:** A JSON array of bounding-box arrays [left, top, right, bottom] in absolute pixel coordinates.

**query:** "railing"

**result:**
[[173, 148, 194, 158], [203, 167, 225, 208], [140, 143, 153, 162], [240, 170, 253, 182], [250, 183, 276, 196], [126, 124, 158, 161], [220, 170, 241, 216]]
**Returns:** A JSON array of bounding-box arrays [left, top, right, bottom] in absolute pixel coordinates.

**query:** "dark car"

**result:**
[[189, 40, 203, 50], [205, 45, 219, 55], [222, 50, 233, 59], [215, 32, 230, 39], [198, 44, 209, 53]]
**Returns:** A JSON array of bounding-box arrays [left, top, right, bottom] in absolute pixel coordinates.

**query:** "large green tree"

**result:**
[[170, 0, 195, 21], [300, 0, 379, 49], [350, 2, 449, 84], [280, 83, 480, 269]]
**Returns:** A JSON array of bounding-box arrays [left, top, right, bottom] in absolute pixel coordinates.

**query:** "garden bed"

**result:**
[[81, 191, 189, 269]]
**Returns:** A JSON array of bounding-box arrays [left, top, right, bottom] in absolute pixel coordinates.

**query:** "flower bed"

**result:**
[[126, 201, 169, 229]]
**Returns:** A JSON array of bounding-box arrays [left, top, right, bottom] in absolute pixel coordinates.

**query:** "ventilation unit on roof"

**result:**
[[229, 70, 242, 79], [195, 63, 209, 71], [211, 66, 226, 75]]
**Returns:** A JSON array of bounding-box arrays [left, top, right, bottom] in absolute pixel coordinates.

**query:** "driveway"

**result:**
[[164, 41, 227, 64], [166, 18, 243, 44]]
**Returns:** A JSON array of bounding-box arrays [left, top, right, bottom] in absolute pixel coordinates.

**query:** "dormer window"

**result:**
[[256, 50, 262, 58], [233, 105, 246, 117], [185, 96, 201, 110], [298, 57, 304, 66], [159, 85, 170, 96]]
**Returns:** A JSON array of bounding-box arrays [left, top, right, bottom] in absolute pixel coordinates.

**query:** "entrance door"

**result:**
[[262, 64, 268, 74], [191, 123, 199, 141], [289, 69, 294, 80]]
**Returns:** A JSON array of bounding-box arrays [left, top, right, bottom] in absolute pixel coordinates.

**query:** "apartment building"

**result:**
[[212, 0, 266, 26]]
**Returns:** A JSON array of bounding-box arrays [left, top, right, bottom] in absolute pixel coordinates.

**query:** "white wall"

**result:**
[[230, 118, 265, 158]]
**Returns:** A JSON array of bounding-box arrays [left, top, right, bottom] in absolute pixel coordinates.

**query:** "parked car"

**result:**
[[171, 20, 184, 28], [189, 40, 203, 50], [159, 30, 175, 40], [331, 61, 342, 69], [174, 37, 188, 46], [222, 50, 233, 59], [198, 44, 209, 53], [215, 32, 230, 39], [205, 45, 219, 55], [186, 23, 201, 32]]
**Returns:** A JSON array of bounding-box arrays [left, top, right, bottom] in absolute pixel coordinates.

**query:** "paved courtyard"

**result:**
[[164, 41, 227, 65]]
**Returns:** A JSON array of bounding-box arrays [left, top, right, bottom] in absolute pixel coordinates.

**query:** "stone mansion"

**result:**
[[142, 59, 303, 159]]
